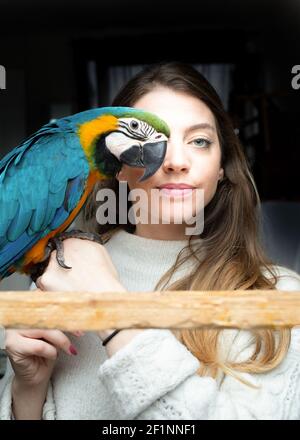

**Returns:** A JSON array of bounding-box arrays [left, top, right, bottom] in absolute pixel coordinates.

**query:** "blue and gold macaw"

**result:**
[[0, 107, 170, 281]]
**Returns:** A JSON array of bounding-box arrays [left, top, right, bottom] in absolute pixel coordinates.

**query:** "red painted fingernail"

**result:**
[[69, 344, 78, 355]]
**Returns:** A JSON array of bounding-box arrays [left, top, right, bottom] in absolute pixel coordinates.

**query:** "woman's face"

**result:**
[[116, 86, 224, 239]]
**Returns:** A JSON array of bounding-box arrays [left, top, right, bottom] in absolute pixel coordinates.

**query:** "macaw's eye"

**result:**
[[130, 120, 139, 130]]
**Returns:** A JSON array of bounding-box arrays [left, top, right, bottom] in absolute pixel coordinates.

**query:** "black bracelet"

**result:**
[[102, 329, 122, 347]]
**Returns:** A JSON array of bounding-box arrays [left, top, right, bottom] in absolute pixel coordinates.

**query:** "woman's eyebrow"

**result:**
[[185, 123, 216, 134]]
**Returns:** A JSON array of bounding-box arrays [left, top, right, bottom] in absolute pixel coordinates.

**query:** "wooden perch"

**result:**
[[0, 290, 300, 331]]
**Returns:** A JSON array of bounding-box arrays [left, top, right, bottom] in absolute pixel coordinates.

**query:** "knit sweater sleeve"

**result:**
[[0, 364, 56, 420], [98, 268, 300, 420], [98, 327, 300, 420]]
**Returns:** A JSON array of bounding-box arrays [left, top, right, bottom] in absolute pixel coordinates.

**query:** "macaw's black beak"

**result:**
[[119, 141, 167, 182]]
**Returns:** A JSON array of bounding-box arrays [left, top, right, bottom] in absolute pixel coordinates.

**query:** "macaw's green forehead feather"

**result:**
[[113, 108, 170, 138]]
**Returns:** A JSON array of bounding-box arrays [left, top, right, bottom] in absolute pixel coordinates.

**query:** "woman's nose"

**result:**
[[162, 142, 191, 174]]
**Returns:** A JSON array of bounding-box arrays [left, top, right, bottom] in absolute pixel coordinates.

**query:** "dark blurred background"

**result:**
[[1, 0, 299, 197], [0, 0, 300, 293]]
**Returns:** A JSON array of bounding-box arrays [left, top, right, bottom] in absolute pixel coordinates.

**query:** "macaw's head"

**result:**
[[78, 107, 170, 182]]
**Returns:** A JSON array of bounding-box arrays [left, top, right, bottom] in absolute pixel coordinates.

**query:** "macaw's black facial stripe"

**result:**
[[140, 121, 155, 138], [118, 121, 147, 140], [115, 127, 146, 141], [118, 121, 129, 130], [118, 121, 137, 133]]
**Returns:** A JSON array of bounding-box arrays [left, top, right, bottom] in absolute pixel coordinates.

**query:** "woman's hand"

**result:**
[[4, 328, 79, 419], [5, 328, 78, 387], [36, 238, 125, 293], [35, 238, 127, 345]]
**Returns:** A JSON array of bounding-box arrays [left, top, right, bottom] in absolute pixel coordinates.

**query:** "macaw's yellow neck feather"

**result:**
[[78, 114, 118, 168]]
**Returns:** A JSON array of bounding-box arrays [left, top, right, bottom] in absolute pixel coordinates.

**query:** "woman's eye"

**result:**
[[130, 120, 139, 130], [191, 138, 211, 148]]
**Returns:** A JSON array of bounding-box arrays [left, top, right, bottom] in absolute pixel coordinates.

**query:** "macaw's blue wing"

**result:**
[[0, 130, 90, 278]]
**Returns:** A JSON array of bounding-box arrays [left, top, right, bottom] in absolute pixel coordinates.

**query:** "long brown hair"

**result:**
[[84, 62, 291, 382]]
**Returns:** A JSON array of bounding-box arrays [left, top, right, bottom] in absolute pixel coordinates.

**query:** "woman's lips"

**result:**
[[158, 187, 194, 197]]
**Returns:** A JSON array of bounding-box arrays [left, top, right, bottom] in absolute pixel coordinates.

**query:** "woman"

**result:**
[[1, 62, 300, 420]]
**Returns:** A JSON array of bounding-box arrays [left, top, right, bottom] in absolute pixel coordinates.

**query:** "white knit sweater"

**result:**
[[1, 228, 300, 420]]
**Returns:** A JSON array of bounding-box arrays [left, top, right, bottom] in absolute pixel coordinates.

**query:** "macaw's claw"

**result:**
[[29, 230, 104, 283], [49, 229, 104, 269]]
